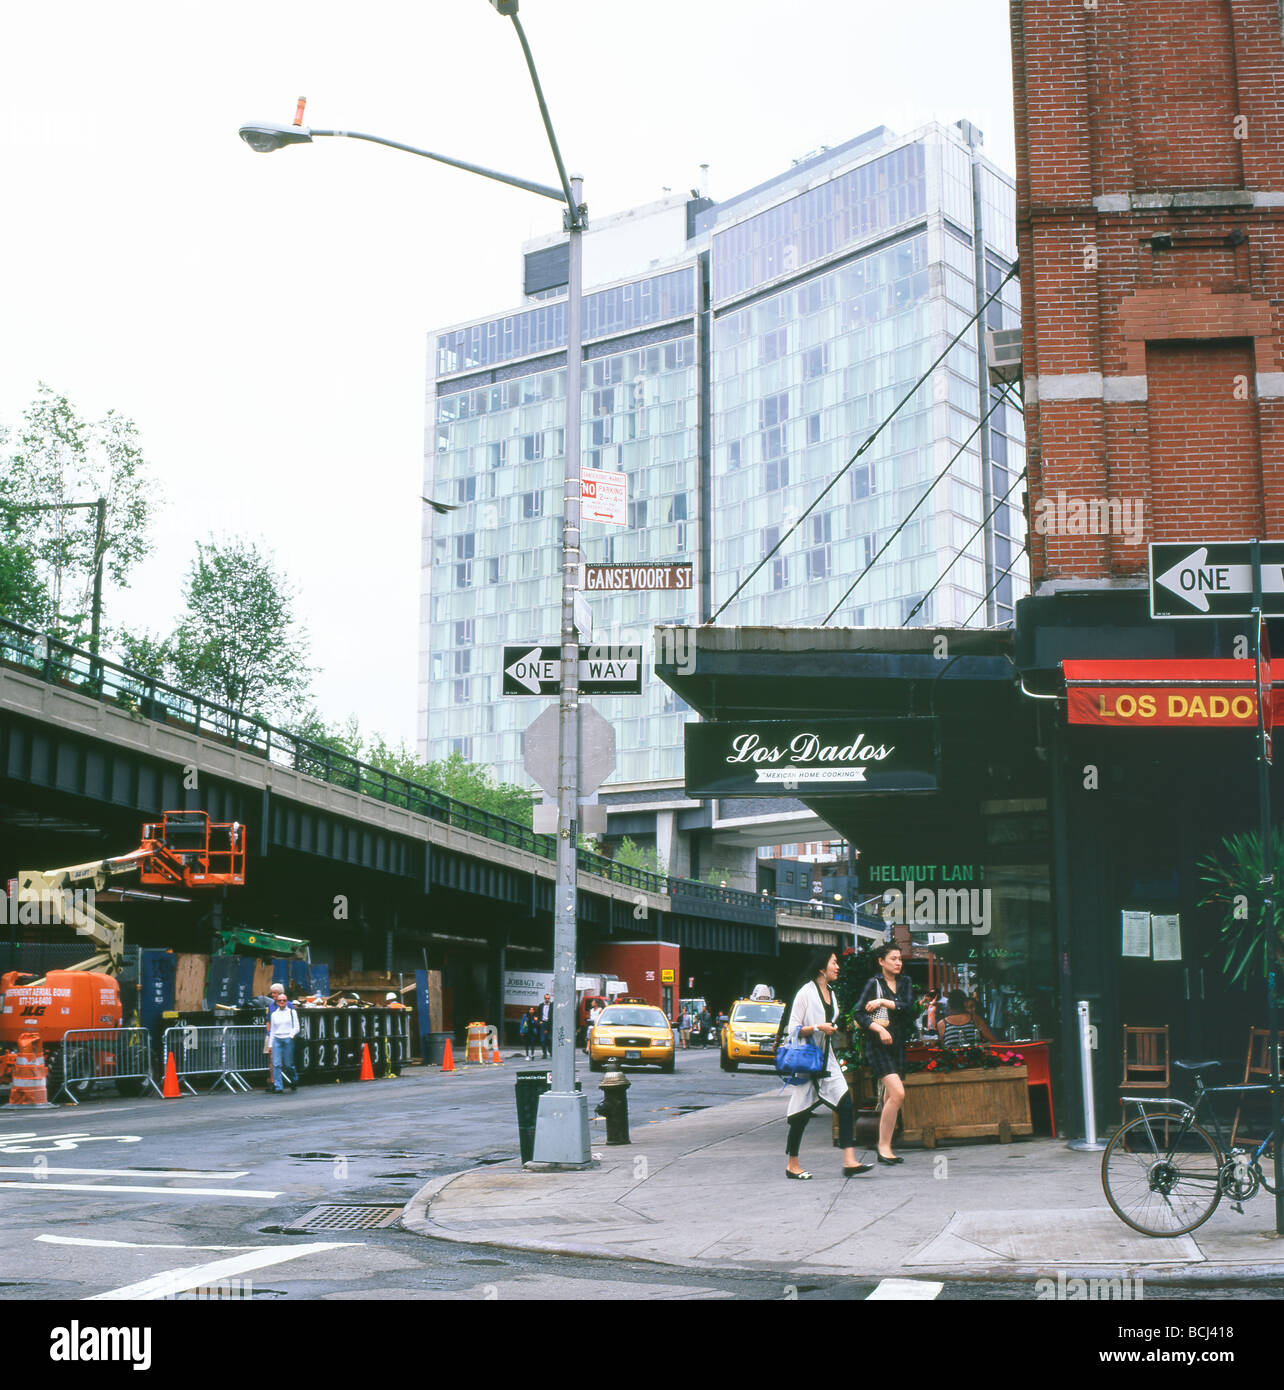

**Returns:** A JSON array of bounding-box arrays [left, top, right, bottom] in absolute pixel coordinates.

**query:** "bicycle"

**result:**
[[1102, 1058, 1279, 1237]]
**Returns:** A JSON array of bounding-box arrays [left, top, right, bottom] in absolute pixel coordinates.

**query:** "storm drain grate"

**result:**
[[290, 1204, 404, 1231]]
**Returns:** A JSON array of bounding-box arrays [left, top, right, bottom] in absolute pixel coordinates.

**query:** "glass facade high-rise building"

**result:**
[[421, 122, 1026, 790]]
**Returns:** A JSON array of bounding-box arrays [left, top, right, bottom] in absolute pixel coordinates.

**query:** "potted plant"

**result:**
[[1198, 828, 1284, 987]]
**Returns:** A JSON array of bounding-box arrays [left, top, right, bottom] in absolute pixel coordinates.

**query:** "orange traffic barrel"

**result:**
[[466, 1021, 487, 1064], [9, 1033, 54, 1106]]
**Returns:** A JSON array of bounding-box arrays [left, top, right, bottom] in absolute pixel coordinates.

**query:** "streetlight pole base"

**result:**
[[531, 1090, 591, 1165]]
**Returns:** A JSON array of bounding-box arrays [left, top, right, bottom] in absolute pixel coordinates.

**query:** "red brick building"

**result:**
[[1013, 0, 1284, 578], [1010, 0, 1284, 1125]]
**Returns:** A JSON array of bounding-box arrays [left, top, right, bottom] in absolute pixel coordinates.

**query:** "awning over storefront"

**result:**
[[1062, 658, 1281, 728]]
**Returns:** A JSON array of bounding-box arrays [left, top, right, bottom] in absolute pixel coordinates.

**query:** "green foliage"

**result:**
[[0, 524, 45, 627], [1198, 828, 1284, 987], [833, 942, 881, 1072], [613, 835, 667, 877], [169, 537, 313, 720], [0, 384, 157, 641], [703, 865, 736, 886], [291, 715, 534, 826]]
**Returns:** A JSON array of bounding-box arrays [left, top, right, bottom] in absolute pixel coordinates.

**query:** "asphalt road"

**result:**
[[2, 1048, 1280, 1316]]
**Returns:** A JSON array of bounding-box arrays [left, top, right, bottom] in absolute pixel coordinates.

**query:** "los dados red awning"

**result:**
[[1062, 659, 1281, 729]]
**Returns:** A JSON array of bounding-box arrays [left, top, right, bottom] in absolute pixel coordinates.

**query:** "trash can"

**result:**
[[515, 1068, 583, 1164], [424, 1032, 453, 1065]]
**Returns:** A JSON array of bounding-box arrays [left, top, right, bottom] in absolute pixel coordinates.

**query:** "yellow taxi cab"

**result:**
[[720, 995, 787, 1071], [587, 1002, 676, 1073]]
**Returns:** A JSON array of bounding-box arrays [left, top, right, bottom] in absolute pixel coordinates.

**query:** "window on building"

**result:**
[[455, 476, 476, 504], [765, 455, 789, 491], [522, 434, 544, 462], [852, 464, 875, 500], [522, 491, 544, 519], [455, 561, 472, 589]]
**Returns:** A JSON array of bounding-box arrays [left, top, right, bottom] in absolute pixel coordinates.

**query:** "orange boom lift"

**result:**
[[0, 812, 246, 1099]]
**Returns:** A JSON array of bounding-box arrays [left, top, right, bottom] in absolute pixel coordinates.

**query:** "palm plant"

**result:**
[[1197, 828, 1284, 987]]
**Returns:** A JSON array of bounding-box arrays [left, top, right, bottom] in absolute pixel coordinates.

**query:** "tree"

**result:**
[[169, 538, 313, 720], [614, 836, 668, 877], [289, 715, 534, 825], [0, 385, 157, 642]]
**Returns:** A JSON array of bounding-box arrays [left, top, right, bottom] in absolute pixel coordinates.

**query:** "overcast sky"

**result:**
[[0, 1, 1017, 753]]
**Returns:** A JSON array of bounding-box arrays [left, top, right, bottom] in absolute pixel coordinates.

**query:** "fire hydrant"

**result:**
[[596, 1069, 631, 1145]]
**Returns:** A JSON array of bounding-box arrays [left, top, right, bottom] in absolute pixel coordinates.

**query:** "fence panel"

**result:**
[[219, 1025, 271, 1092], [162, 1025, 229, 1094], [54, 1027, 161, 1105]]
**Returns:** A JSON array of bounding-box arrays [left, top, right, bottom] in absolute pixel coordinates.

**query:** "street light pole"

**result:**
[[238, 2, 592, 1165], [536, 172, 590, 1163]]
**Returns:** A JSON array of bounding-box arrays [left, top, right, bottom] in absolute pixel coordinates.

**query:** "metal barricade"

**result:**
[[162, 1025, 230, 1094], [53, 1027, 162, 1105], [218, 1025, 272, 1093]]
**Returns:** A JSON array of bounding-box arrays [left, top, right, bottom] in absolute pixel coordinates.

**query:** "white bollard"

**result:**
[[1067, 999, 1106, 1151]]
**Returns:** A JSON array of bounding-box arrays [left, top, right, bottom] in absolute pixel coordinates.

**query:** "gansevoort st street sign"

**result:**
[[684, 718, 940, 798]]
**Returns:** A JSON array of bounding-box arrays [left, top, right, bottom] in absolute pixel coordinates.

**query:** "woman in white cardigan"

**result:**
[[783, 947, 873, 1180]]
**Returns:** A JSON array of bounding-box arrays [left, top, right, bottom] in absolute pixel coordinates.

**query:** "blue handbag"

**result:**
[[775, 1027, 827, 1085]]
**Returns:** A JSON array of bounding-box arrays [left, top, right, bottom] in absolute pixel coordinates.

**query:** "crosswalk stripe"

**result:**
[[0, 1181, 279, 1197], [866, 1278, 944, 1300], [86, 1241, 362, 1300]]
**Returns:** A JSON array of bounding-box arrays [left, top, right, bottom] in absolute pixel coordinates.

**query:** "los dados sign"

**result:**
[[684, 718, 939, 798], [1063, 658, 1281, 729]]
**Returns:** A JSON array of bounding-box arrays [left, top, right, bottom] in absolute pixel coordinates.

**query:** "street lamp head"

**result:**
[[238, 122, 313, 154]]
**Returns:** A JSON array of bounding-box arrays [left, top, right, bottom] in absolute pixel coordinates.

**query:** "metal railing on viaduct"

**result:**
[[0, 619, 879, 954]]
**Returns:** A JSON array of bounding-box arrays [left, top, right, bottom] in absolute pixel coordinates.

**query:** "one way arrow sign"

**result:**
[[502, 644, 643, 695], [1150, 541, 1284, 618]]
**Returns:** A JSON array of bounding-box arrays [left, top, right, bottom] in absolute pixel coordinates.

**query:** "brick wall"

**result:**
[[1011, 0, 1284, 584]]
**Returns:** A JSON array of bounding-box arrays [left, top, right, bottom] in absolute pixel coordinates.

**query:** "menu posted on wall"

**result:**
[[684, 718, 940, 798]]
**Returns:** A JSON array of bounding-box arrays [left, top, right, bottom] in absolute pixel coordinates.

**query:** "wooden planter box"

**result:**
[[900, 1065, 1031, 1147]]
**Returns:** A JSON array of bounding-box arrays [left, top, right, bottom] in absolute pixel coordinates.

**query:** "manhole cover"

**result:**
[[288, 1204, 404, 1232]]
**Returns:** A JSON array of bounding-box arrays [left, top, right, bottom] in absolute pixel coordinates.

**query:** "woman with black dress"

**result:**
[[854, 944, 917, 1164], [783, 947, 873, 1180]]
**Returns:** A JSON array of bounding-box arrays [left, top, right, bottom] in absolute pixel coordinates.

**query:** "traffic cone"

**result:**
[[491, 1047, 503, 1065], [441, 1037, 455, 1072], [162, 1050, 182, 1099], [359, 1043, 375, 1081], [9, 1033, 54, 1107]]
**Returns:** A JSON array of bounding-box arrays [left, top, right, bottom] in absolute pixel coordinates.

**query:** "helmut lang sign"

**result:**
[[684, 719, 939, 797]]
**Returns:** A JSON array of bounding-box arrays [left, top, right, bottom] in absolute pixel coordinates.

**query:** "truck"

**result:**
[[584, 942, 680, 1022], [0, 811, 246, 1100], [502, 970, 627, 1044]]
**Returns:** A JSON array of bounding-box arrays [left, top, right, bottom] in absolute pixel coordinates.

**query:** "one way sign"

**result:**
[[502, 644, 643, 695], [1150, 542, 1284, 618]]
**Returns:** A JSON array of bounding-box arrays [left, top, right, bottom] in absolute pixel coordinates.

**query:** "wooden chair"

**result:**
[[1230, 1027, 1275, 1148], [1119, 1025, 1170, 1118]]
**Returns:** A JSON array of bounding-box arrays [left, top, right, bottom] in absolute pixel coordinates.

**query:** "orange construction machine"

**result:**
[[0, 812, 246, 1098]]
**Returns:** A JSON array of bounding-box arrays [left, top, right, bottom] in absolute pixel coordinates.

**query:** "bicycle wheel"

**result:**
[[1102, 1113, 1223, 1236]]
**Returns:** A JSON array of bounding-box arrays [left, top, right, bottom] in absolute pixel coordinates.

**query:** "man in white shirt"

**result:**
[[268, 993, 300, 1093]]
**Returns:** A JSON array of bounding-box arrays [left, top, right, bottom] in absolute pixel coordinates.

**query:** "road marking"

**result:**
[[38, 1236, 257, 1251], [866, 1278, 944, 1300], [87, 1241, 362, 1300], [0, 1132, 142, 1154], [0, 1181, 280, 1197], [2, 1166, 248, 1179]]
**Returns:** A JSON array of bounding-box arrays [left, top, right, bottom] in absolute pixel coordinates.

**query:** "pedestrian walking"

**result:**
[[538, 993, 553, 1058], [697, 1005, 712, 1048], [854, 944, 919, 1164], [783, 947, 873, 1180], [679, 1008, 692, 1049], [267, 992, 300, 1094], [519, 1006, 538, 1058]]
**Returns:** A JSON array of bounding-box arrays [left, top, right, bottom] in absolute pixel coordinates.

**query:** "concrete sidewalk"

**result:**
[[402, 1091, 1284, 1283]]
